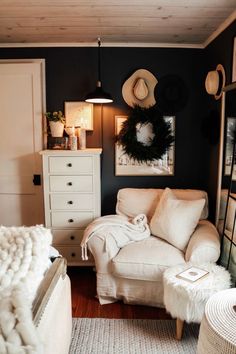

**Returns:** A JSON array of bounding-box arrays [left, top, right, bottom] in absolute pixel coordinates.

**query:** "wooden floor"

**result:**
[[68, 266, 171, 319]]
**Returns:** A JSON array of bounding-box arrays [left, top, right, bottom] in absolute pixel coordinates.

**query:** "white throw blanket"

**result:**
[[0, 225, 52, 354], [81, 214, 150, 260]]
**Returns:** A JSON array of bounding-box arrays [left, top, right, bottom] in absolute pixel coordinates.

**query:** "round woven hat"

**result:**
[[122, 69, 158, 108], [205, 64, 226, 100], [154, 74, 188, 114]]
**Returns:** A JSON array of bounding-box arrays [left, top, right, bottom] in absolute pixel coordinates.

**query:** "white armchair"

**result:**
[[88, 188, 221, 307]]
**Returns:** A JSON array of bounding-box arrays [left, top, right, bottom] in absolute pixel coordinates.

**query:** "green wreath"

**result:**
[[116, 105, 174, 163]]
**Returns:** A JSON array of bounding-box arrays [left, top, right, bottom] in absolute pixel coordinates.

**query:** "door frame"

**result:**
[[0, 59, 46, 225], [0, 58, 46, 148]]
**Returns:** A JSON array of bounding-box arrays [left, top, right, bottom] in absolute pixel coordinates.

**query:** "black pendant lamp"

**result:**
[[85, 38, 113, 104]]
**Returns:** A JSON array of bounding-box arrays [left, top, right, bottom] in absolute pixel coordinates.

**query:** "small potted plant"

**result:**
[[45, 111, 66, 137]]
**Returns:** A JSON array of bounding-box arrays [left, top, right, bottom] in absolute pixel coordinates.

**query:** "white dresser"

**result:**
[[40, 149, 102, 266]]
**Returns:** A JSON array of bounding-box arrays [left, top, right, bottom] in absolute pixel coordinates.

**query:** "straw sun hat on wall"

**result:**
[[122, 69, 158, 108], [205, 64, 226, 100]]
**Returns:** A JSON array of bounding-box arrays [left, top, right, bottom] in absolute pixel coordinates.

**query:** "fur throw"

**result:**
[[0, 225, 52, 353], [163, 263, 231, 323]]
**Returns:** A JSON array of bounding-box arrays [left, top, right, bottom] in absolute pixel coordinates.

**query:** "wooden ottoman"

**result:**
[[163, 263, 231, 340]]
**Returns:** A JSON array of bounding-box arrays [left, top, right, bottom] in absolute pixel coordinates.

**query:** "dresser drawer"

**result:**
[[49, 156, 93, 175], [52, 229, 84, 245], [49, 176, 93, 192], [50, 194, 93, 210], [56, 245, 94, 265], [51, 211, 94, 228]]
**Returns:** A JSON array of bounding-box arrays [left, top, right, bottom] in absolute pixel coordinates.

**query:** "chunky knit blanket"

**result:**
[[81, 214, 150, 260], [0, 225, 52, 354]]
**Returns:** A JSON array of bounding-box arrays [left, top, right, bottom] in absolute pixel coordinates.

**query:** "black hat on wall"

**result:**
[[201, 110, 220, 145], [154, 74, 188, 114]]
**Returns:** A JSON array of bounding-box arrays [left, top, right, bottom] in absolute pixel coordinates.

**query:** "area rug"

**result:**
[[69, 318, 199, 354]]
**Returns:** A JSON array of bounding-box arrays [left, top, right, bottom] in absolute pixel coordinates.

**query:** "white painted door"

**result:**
[[0, 61, 45, 226]]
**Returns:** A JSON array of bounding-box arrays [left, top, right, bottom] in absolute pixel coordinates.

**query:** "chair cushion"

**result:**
[[111, 236, 185, 281], [116, 188, 208, 222], [150, 188, 205, 251]]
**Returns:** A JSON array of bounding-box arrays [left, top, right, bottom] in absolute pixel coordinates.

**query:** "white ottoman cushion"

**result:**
[[163, 263, 231, 323]]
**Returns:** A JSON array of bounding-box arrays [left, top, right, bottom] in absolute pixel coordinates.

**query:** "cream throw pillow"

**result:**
[[150, 188, 205, 251]]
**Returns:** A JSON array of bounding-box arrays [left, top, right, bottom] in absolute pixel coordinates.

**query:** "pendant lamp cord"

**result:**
[[98, 37, 101, 84]]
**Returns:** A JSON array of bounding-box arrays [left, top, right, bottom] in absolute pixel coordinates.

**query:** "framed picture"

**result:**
[[115, 115, 175, 176], [64, 101, 93, 130], [224, 116, 236, 178], [232, 37, 236, 83]]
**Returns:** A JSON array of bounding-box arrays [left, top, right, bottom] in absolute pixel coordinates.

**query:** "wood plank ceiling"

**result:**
[[0, 0, 236, 47]]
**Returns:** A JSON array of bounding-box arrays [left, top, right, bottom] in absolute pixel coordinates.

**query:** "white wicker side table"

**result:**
[[197, 288, 236, 354], [163, 263, 231, 340]]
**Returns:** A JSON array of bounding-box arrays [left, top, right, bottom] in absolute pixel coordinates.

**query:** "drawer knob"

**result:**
[[71, 252, 76, 257], [68, 200, 73, 205], [68, 218, 74, 223], [70, 235, 75, 240], [67, 163, 72, 167], [67, 182, 72, 186]]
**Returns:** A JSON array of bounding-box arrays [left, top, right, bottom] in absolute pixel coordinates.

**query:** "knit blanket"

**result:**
[[0, 225, 52, 354], [81, 214, 150, 260]]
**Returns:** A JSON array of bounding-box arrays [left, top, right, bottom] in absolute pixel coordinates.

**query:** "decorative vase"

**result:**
[[77, 127, 86, 149], [69, 136, 78, 151], [49, 121, 64, 137]]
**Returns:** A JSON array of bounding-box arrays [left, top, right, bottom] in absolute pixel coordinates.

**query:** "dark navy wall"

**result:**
[[0, 38, 227, 216], [100, 48, 209, 214]]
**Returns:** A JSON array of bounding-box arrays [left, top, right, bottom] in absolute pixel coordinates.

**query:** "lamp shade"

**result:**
[[85, 81, 113, 104], [85, 38, 113, 104]]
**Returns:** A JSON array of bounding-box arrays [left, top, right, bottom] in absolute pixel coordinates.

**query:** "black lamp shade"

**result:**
[[85, 82, 113, 104], [85, 38, 113, 104]]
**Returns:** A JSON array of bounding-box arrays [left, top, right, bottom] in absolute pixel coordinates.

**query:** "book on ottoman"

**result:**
[[176, 266, 209, 282]]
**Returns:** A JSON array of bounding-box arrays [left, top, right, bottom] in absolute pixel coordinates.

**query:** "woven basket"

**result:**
[[197, 288, 236, 354]]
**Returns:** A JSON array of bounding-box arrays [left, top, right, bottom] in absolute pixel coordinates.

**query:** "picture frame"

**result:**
[[115, 115, 175, 176], [232, 37, 236, 83], [224, 116, 236, 179], [64, 101, 93, 130]]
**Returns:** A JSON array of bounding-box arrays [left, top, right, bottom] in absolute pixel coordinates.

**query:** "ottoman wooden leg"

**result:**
[[176, 318, 184, 340]]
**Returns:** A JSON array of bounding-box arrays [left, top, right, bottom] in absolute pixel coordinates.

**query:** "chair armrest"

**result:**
[[87, 233, 120, 273], [185, 220, 220, 263]]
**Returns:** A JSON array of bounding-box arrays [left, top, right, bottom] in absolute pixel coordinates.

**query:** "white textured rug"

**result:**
[[69, 318, 199, 354]]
